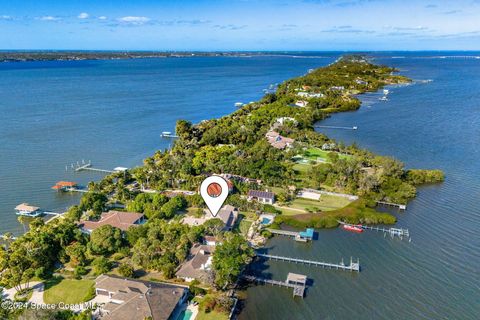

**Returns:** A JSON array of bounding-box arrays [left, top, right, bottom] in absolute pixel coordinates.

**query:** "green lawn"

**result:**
[[196, 310, 229, 320], [276, 195, 352, 216], [291, 195, 351, 211], [43, 278, 95, 304], [233, 213, 254, 236], [304, 147, 351, 162]]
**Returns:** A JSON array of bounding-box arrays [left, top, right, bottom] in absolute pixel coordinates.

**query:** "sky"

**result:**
[[1, 0, 480, 51]]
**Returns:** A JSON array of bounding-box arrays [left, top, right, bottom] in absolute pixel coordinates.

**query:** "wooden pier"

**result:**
[[75, 163, 114, 173], [256, 253, 360, 272], [315, 125, 358, 130], [266, 228, 314, 242], [267, 228, 299, 237], [241, 273, 306, 298], [376, 201, 406, 210]]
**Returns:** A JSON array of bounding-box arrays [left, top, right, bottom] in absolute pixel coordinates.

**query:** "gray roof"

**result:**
[[176, 244, 215, 281], [95, 275, 186, 320]]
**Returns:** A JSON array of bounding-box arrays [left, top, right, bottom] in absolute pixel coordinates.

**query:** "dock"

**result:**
[[75, 163, 114, 173], [160, 132, 179, 138], [266, 228, 314, 242], [339, 221, 410, 240], [256, 253, 360, 272], [376, 201, 406, 210], [315, 125, 358, 130], [241, 272, 307, 298], [70, 161, 127, 174]]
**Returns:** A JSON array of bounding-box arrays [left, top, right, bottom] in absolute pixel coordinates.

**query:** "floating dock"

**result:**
[[160, 132, 179, 138], [241, 272, 307, 298], [256, 253, 360, 272]]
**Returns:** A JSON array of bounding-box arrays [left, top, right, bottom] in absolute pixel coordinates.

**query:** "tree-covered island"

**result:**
[[0, 56, 443, 319]]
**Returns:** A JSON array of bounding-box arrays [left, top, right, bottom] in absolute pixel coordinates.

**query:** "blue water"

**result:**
[[0, 55, 335, 234], [240, 53, 480, 320], [1, 52, 479, 319]]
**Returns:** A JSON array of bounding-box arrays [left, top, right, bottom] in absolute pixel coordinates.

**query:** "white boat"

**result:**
[[161, 131, 172, 135], [379, 96, 388, 101], [235, 102, 244, 107], [383, 89, 389, 95]]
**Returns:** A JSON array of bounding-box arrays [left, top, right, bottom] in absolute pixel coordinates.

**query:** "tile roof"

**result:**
[[79, 210, 144, 232]]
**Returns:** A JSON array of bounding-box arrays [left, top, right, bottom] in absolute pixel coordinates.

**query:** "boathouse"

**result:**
[[51, 181, 78, 191], [15, 203, 42, 217]]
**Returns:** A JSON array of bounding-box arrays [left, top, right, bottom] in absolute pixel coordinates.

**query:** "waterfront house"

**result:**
[[295, 100, 308, 107], [78, 210, 145, 233], [247, 190, 275, 204], [297, 91, 324, 99], [15, 203, 42, 217], [217, 205, 238, 231], [265, 131, 295, 150], [94, 274, 187, 320], [176, 244, 215, 282]]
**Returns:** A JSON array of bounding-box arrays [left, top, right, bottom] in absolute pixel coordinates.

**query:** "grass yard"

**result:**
[[276, 194, 352, 216], [233, 213, 254, 236], [196, 310, 229, 320], [304, 147, 351, 162], [43, 277, 95, 304]]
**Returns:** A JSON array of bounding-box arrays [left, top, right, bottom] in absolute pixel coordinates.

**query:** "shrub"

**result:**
[[118, 263, 135, 278], [74, 266, 88, 279]]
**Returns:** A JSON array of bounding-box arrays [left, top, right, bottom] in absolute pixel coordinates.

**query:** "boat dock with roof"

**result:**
[[267, 227, 315, 242], [15, 203, 63, 217], [241, 272, 307, 298]]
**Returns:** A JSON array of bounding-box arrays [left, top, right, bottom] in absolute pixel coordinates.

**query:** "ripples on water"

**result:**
[[239, 53, 480, 320], [0, 52, 478, 319]]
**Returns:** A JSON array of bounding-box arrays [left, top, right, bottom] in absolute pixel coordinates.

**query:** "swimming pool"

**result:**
[[261, 217, 271, 225], [177, 309, 193, 320]]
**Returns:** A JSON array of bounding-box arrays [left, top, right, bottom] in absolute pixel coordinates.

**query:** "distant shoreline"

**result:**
[[0, 51, 332, 63]]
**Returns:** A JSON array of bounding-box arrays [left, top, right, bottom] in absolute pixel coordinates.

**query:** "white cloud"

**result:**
[[98, 16, 107, 20], [38, 16, 61, 21], [117, 16, 151, 25], [78, 12, 89, 19], [0, 15, 12, 20]]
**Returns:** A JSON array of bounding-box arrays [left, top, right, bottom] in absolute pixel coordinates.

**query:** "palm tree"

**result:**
[[17, 215, 27, 233]]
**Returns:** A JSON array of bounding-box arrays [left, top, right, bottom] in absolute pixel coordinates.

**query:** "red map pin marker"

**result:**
[[200, 176, 229, 217]]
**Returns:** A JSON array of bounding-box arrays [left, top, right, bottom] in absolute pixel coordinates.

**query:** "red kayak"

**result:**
[[342, 224, 363, 233]]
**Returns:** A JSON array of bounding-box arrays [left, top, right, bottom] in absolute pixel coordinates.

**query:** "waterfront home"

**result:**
[[297, 91, 324, 99], [217, 205, 238, 231], [247, 190, 275, 205], [275, 117, 298, 126], [15, 203, 42, 217], [295, 100, 308, 107], [94, 274, 187, 320], [330, 86, 345, 91], [220, 173, 262, 185], [78, 210, 145, 233], [176, 244, 215, 282], [265, 131, 295, 150]]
